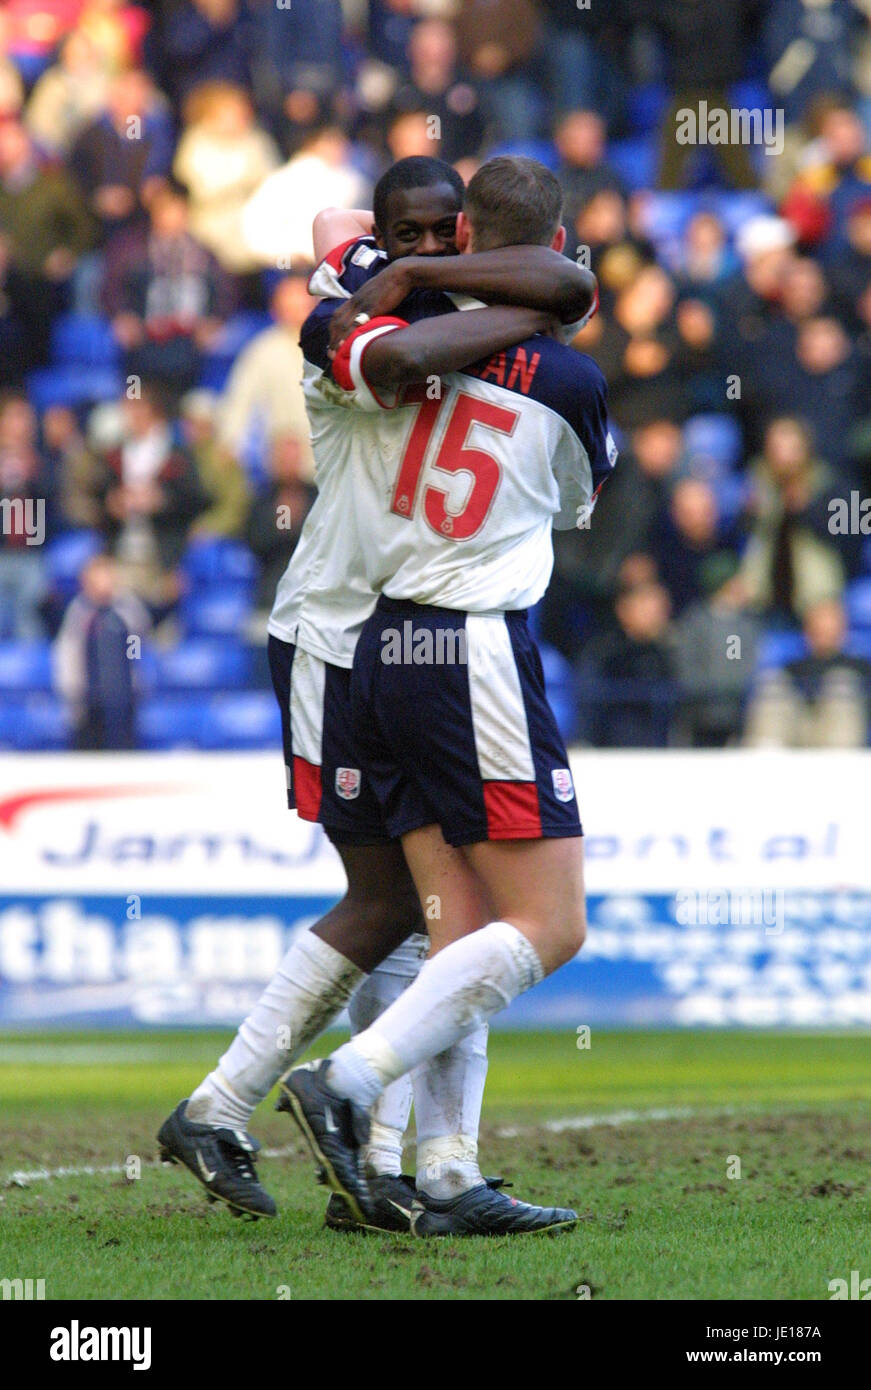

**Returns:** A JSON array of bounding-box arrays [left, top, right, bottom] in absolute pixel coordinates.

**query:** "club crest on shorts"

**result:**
[[335, 767, 361, 800], [551, 768, 575, 802]]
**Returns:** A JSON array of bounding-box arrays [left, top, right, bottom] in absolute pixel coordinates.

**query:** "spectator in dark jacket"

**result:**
[[53, 551, 150, 750], [245, 432, 316, 620], [388, 20, 485, 166], [653, 0, 761, 188], [0, 119, 95, 357], [69, 69, 174, 243], [93, 381, 209, 606], [577, 579, 678, 747], [102, 177, 238, 394], [152, 0, 254, 108]]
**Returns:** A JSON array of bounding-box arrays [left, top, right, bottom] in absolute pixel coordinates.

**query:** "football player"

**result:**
[[278, 157, 617, 1235], [158, 156, 598, 1233]]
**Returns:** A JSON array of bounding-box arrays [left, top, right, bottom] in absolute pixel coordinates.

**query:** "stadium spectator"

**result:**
[[539, 0, 629, 129], [654, 0, 758, 190], [385, 108, 442, 161], [577, 578, 677, 748], [568, 188, 656, 303], [25, 29, 112, 156], [782, 98, 871, 247], [0, 389, 52, 639], [739, 416, 846, 624], [245, 431, 316, 623], [76, 0, 151, 73], [543, 417, 684, 661], [240, 125, 369, 269], [675, 211, 739, 293], [0, 231, 38, 384], [554, 110, 624, 216], [824, 197, 871, 334], [217, 271, 315, 478], [745, 597, 871, 748], [763, 0, 857, 126], [102, 176, 238, 394], [259, 0, 345, 145], [0, 119, 95, 313], [673, 551, 760, 747], [454, 0, 542, 143], [388, 20, 485, 166], [594, 263, 690, 426], [653, 478, 737, 616], [180, 388, 249, 539], [52, 549, 149, 750], [68, 68, 174, 243], [173, 81, 280, 274], [42, 403, 101, 529], [151, 0, 254, 108], [92, 381, 209, 606]]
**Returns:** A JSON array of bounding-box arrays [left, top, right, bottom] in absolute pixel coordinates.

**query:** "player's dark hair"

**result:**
[[464, 156, 564, 249], [373, 156, 464, 231]]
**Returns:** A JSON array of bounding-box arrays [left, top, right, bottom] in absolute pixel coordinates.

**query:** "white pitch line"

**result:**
[[494, 1105, 705, 1138], [3, 1145, 300, 1189], [2, 1109, 709, 1188]]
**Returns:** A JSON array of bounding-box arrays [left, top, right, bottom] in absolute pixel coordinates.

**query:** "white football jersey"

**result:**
[[267, 236, 387, 667], [325, 308, 616, 613], [268, 238, 613, 663]]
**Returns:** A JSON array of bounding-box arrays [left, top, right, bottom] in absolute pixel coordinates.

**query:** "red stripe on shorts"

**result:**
[[293, 756, 322, 822], [483, 781, 542, 839]]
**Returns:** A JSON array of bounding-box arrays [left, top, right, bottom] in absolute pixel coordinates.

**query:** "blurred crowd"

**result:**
[[1, 0, 871, 750]]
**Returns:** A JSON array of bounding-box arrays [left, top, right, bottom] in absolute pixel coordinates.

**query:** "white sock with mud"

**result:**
[[327, 923, 544, 1108], [187, 932, 364, 1129], [414, 1024, 489, 1198], [348, 935, 427, 1176]]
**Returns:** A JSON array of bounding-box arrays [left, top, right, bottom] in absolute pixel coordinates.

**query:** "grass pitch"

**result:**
[[1, 1030, 869, 1301]]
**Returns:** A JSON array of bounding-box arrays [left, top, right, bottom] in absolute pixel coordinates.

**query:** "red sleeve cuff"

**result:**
[[331, 315, 409, 393]]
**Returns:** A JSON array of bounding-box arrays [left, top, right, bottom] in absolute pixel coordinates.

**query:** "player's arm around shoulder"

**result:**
[[354, 305, 562, 399]]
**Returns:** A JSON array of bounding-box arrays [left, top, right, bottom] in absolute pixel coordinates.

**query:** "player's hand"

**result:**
[[328, 262, 410, 354]]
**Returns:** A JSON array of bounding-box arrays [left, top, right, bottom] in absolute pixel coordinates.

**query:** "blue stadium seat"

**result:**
[[199, 692, 281, 749], [180, 585, 253, 638], [641, 191, 772, 263], [198, 311, 272, 390], [847, 631, 871, 661], [845, 578, 871, 629], [684, 414, 743, 475], [182, 538, 258, 585], [539, 642, 577, 743], [756, 631, 806, 670], [0, 696, 69, 750], [628, 84, 668, 136], [0, 642, 53, 691], [27, 365, 122, 411], [606, 135, 658, 193], [712, 475, 747, 525], [44, 530, 103, 597], [51, 315, 119, 368], [152, 639, 252, 691], [137, 697, 206, 750], [488, 140, 559, 170]]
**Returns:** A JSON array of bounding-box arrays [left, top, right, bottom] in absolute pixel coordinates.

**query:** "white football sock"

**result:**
[[187, 931, 364, 1128], [414, 1024, 489, 1198], [348, 934, 427, 1177], [328, 922, 543, 1107]]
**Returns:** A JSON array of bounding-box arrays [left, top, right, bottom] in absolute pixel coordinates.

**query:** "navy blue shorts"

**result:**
[[349, 597, 583, 848], [268, 635, 393, 846]]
